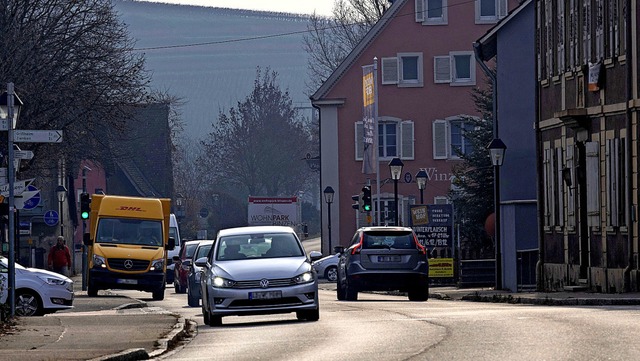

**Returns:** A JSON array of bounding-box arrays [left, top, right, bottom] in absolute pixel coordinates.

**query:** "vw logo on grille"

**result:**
[[260, 279, 269, 288], [124, 260, 134, 269]]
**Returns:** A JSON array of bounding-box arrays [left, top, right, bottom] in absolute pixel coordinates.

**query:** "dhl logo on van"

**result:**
[[116, 206, 146, 212]]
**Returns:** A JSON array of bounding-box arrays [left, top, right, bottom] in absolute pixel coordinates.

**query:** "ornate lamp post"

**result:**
[[323, 186, 334, 254], [416, 169, 428, 204], [55, 185, 67, 237], [487, 138, 506, 290], [388, 158, 404, 226]]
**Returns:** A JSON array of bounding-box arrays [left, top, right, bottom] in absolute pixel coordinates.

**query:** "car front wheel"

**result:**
[[325, 266, 338, 282], [187, 285, 199, 307], [296, 308, 319, 322], [15, 290, 42, 316]]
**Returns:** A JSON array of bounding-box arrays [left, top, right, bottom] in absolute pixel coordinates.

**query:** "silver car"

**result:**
[[312, 253, 339, 282], [185, 240, 214, 307], [196, 226, 319, 326]]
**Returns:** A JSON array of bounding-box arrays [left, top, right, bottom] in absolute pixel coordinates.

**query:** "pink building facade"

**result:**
[[311, 0, 517, 254]]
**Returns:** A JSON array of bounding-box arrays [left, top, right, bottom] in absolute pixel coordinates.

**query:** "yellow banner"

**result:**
[[429, 258, 454, 278], [362, 71, 374, 107]]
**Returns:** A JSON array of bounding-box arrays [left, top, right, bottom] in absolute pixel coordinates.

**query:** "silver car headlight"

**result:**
[[212, 276, 235, 288], [150, 258, 165, 271], [293, 272, 314, 284], [93, 255, 106, 268]]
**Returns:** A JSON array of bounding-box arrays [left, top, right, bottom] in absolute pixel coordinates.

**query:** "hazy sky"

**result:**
[[137, 0, 335, 16]]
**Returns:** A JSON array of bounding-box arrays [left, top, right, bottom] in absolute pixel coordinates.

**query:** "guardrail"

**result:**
[[458, 259, 495, 288]]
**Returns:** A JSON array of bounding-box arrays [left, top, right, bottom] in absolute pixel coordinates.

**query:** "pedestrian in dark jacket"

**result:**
[[48, 236, 71, 276]]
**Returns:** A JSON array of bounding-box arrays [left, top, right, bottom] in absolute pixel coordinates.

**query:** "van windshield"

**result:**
[[96, 218, 163, 247]]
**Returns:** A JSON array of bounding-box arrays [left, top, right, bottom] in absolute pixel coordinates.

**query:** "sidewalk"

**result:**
[[0, 275, 190, 361]]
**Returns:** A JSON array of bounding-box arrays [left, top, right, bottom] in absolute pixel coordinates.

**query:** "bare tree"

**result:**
[[200, 67, 314, 200], [0, 0, 151, 174], [303, 0, 392, 93]]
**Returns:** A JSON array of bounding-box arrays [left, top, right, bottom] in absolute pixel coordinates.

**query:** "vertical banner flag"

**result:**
[[362, 64, 377, 174]]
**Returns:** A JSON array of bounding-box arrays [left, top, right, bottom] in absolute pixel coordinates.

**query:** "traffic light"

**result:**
[[362, 186, 372, 212], [351, 194, 360, 210], [80, 192, 91, 220]]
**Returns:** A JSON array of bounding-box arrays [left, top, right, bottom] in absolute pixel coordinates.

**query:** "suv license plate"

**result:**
[[116, 279, 137, 285], [378, 255, 401, 262], [249, 291, 282, 300]]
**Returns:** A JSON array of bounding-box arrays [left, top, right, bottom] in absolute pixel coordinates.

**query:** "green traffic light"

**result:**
[[363, 205, 372, 211], [81, 211, 90, 219]]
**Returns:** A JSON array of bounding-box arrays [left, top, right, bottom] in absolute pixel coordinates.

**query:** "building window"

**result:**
[[475, 0, 508, 24], [382, 53, 424, 87], [355, 119, 414, 161], [432, 116, 477, 160], [434, 52, 475, 86], [585, 141, 600, 227], [415, 0, 448, 25]]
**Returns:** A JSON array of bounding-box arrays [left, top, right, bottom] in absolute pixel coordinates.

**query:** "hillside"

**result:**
[[114, 1, 313, 141]]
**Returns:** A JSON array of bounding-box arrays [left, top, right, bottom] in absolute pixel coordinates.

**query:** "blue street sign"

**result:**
[[44, 210, 59, 226], [22, 185, 40, 210]]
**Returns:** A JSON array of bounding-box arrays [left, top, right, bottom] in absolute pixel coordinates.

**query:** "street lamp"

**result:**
[[487, 138, 506, 290], [388, 158, 404, 226], [175, 193, 184, 219], [415, 169, 428, 204], [323, 186, 334, 254], [1, 83, 23, 317]]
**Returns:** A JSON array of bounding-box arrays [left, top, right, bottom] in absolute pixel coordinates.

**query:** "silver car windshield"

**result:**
[[215, 233, 303, 261], [96, 218, 163, 247]]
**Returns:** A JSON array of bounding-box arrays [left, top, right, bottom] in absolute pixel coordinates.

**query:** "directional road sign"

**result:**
[[0, 118, 13, 131], [14, 190, 40, 210], [14, 130, 63, 143], [0, 178, 35, 197], [14, 150, 34, 159]]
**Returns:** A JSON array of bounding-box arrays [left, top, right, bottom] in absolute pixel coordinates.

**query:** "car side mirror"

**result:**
[[172, 255, 180, 262], [334, 246, 344, 254], [182, 259, 192, 268], [194, 256, 208, 268], [167, 236, 176, 251], [308, 250, 322, 262]]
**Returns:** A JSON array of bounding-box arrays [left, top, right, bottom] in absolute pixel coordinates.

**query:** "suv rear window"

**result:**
[[363, 231, 415, 249]]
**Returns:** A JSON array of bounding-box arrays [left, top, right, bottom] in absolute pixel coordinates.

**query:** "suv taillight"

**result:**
[[351, 233, 364, 255], [413, 234, 427, 255]]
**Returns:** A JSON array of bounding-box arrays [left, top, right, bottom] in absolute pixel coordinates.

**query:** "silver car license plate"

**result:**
[[249, 291, 282, 300]]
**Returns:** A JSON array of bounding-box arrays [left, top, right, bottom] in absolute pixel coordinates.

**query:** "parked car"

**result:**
[[186, 240, 214, 307], [173, 240, 201, 294], [0, 256, 74, 316], [196, 226, 319, 326], [312, 253, 339, 282], [336, 226, 429, 301]]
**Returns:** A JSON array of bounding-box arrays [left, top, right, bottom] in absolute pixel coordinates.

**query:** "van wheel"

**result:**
[[152, 286, 165, 300], [87, 283, 98, 297]]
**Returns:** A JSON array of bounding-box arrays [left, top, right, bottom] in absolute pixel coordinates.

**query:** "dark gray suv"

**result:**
[[336, 226, 429, 301]]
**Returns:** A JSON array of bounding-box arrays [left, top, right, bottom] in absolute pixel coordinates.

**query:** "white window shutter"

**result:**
[[355, 122, 364, 160], [498, 0, 508, 18], [381, 57, 399, 84], [585, 141, 600, 227], [432, 120, 448, 159], [434, 56, 451, 83], [415, 0, 425, 22], [400, 120, 414, 160]]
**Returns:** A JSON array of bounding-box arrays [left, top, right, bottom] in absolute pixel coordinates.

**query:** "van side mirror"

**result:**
[[167, 236, 175, 251], [83, 233, 92, 246], [334, 246, 344, 254]]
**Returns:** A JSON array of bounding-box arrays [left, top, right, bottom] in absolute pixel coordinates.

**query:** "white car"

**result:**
[[0, 257, 74, 316], [312, 253, 339, 282]]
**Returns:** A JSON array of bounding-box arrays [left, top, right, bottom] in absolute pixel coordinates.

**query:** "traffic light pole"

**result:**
[[81, 167, 88, 290]]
